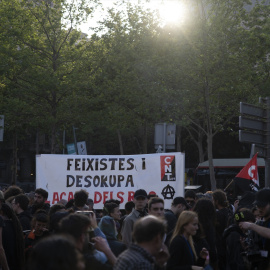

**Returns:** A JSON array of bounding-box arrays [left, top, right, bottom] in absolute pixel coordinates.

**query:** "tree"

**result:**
[[91, 2, 166, 153], [0, 0, 99, 154]]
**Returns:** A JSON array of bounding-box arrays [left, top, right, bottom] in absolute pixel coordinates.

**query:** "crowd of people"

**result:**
[[0, 185, 270, 270]]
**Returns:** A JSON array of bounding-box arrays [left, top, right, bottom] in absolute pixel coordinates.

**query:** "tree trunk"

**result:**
[[176, 125, 181, 152], [142, 122, 148, 154], [207, 133, 216, 191], [50, 124, 56, 154], [117, 129, 124, 155], [198, 131, 205, 163], [36, 129, 39, 155], [11, 131, 17, 185]]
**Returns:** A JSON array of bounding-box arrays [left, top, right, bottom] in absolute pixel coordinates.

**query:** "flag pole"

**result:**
[[224, 179, 234, 192]]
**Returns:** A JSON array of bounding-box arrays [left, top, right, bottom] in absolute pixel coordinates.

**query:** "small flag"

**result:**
[[234, 153, 259, 193]]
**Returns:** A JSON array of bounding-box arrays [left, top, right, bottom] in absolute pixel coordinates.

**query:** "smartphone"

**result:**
[[76, 210, 94, 217]]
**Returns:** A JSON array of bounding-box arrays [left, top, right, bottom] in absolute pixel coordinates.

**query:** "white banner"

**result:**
[[36, 153, 185, 209]]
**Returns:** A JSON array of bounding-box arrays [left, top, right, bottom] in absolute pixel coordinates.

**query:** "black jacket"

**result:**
[[223, 224, 246, 270], [18, 210, 32, 231]]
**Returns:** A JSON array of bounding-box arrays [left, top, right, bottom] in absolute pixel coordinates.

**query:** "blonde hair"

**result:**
[[171, 211, 198, 260]]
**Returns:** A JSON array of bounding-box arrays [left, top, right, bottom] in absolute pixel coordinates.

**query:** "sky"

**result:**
[[78, 0, 187, 35]]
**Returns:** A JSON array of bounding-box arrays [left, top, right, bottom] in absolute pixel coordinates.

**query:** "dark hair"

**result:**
[[74, 190, 88, 207], [35, 188, 48, 200], [1, 203, 25, 268], [49, 203, 66, 217], [4, 185, 23, 200], [27, 234, 82, 270], [59, 213, 90, 240], [31, 210, 49, 229], [193, 198, 216, 226], [147, 194, 158, 200], [125, 201, 135, 212], [14, 194, 29, 211], [65, 199, 74, 209], [104, 199, 120, 205], [103, 202, 119, 216], [133, 216, 166, 243], [185, 190, 196, 200], [148, 197, 164, 210], [213, 189, 229, 208], [234, 208, 255, 223]]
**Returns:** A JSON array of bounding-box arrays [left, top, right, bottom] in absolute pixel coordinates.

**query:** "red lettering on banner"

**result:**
[[94, 192, 102, 204], [110, 191, 113, 199], [60, 192, 66, 200], [68, 192, 74, 201], [117, 192, 124, 203], [52, 192, 59, 204], [128, 191, 135, 201], [103, 191, 109, 203]]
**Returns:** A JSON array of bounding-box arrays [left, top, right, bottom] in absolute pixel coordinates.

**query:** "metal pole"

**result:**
[[63, 130, 65, 154], [265, 97, 270, 187], [163, 123, 166, 153], [73, 126, 77, 154]]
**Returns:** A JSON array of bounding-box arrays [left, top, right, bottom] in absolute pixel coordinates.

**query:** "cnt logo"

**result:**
[[160, 155, 176, 181]]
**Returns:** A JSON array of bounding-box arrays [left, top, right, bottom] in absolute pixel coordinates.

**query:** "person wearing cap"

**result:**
[[239, 188, 270, 270], [164, 197, 189, 247], [121, 189, 148, 247], [164, 197, 189, 234]]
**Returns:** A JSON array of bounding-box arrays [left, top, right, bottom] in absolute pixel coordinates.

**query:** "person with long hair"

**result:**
[[167, 211, 209, 270], [0, 203, 25, 270], [193, 198, 217, 269]]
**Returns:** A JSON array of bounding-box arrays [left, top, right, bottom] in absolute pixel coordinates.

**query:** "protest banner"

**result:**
[[36, 152, 185, 209]]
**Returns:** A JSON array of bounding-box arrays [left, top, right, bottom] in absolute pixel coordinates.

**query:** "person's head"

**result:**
[[86, 198, 94, 210], [74, 190, 88, 208], [26, 191, 35, 206], [204, 191, 213, 200], [12, 194, 29, 214], [132, 215, 167, 256], [212, 189, 228, 209], [193, 198, 216, 227], [99, 216, 117, 239], [254, 189, 270, 219], [251, 207, 261, 222], [171, 197, 190, 216], [4, 185, 23, 201], [59, 213, 91, 252], [172, 211, 199, 239], [31, 211, 49, 236], [196, 193, 205, 200], [34, 188, 48, 207], [234, 208, 255, 226], [148, 197, 164, 217], [133, 189, 148, 211], [125, 201, 135, 215], [103, 202, 121, 221], [27, 234, 85, 270], [49, 203, 66, 217], [184, 190, 196, 209]]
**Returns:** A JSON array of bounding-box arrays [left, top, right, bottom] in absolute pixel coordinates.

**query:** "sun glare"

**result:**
[[147, 1, 187, 25]]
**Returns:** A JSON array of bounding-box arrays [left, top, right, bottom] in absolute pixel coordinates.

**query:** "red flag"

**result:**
[[234, 153, 259, 192]]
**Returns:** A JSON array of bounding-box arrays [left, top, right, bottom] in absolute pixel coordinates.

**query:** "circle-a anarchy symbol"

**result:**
[[161, 185, 175, 199]]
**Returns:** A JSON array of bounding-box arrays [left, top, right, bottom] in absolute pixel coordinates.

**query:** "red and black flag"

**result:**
[[234, 153, 260, 193]]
